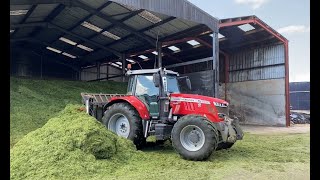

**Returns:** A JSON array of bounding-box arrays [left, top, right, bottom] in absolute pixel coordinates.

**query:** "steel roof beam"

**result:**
[[27, 4, 66, 38], [104, 16, 176, 49], [72, 0, 157, 45], [11, 5, 37, 38], [48, 23, 122, 57], [11, 22, 122, 57], [11, 22, 48, 29], [159, 24, 206, 41], [68, 9, 145, 59], [220, 35, 275, 50], [47, 1, 113, 57], [10, 0, 72, 5]]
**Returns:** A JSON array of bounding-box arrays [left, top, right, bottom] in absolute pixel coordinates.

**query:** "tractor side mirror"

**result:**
[[186, 78, 192, 90], [153, 73, 160, 87]]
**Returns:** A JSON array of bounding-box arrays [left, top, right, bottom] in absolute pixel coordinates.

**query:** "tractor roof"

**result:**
[[126, 69, 179, 76]]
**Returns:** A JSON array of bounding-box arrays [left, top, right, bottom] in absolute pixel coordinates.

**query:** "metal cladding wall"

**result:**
[[225, 43, 286, 126], [10, 48, 79, 80], [81, 65, 123, 82], [229, 44, 285, 82], [289, 82, 310, 110], [180, 70, 215, 97]]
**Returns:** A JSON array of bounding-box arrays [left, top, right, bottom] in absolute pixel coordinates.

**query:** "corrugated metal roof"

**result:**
[[111, 0, 219, 31], [71, 26, 97, 38], [52, 7, 90, 30], [25, 4, 58, 23], [90, 34, 115, 45], [101, 2, 130, 17], [10, 0, 219, 67], [87, 15, 112, 29], [123, 15, 154, 30], [79, 0, 107, 9], [34, 28, 63, 43]]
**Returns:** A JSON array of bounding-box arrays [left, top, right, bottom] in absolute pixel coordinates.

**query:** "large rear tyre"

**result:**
[[171, 115, 219, 161], [102, 102, 146, 149]]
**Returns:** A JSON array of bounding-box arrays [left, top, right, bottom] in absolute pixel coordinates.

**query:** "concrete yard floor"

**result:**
[[242, 124, 310, 135]]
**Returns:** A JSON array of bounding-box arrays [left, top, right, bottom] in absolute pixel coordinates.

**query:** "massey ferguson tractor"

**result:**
[[81, 67, 243, 161]]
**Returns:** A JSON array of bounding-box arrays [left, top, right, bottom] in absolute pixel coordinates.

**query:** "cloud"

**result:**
[[277, 25, 310, 35], [290, 73, 310, 82], [234, 0, 269, 9]]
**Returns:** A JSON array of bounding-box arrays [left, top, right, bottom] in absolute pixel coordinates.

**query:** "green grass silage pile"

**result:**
[[10, 77, 127, 147], [10, 104, 137, 180]]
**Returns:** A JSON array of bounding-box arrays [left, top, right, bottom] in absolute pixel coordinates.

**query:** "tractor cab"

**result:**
[[126, 69, 183, 119]]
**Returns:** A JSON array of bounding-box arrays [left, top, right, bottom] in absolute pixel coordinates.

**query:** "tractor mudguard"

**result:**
[[105, 96, 150, 120], [231, 117, 244, 140], [216, 116, 244, 143]]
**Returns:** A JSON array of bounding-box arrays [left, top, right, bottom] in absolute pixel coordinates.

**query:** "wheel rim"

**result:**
[[108, 113, 130, 138], [180, 125, 205, 151]]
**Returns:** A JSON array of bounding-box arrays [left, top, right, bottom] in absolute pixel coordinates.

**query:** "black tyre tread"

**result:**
[[171, 115, 219, 161], [216, 142, 234, 150], [102, 102, 146, 149]]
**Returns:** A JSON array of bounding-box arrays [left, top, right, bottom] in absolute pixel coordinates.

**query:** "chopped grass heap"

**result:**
[[10, 77, 127, 147], [10, 104, 136, 180]]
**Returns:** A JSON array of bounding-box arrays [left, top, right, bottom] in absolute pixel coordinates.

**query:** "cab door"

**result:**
[[134, 74, 159, 118]]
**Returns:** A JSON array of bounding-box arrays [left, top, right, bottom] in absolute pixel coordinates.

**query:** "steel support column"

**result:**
[[284, 42, 290, 127], [106, 64, 109, 80], [121, 54, 126, 82], [220, 50, 229, 101], [212, 32, 219, 98], [97, 62, 101, 80], [157, 42, 162, 68]]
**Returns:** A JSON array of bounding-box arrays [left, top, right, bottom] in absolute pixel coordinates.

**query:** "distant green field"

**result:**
[[10, 77, 310, 180], [10, 77, 127, 147]]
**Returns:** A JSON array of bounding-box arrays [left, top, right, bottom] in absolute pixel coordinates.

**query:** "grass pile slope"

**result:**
[[10, 77, 127, 147], [10, 104, 136, 180]]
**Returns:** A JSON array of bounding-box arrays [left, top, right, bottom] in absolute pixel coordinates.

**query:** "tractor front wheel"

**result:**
[[102, 102, 146, 149], [171, 115, 219, 161]]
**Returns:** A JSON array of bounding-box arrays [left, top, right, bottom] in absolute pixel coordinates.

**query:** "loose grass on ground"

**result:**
[[11, 104, 310, 180], [10, 77, 310, 180], [10, 77, 127, 147]]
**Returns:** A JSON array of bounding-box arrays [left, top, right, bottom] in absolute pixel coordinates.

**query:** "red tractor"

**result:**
[[81, 67, 243, 160]]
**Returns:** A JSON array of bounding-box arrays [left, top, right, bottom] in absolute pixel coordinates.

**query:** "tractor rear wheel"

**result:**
[[171, 115, 219, 161], [102, 102, 146, 149]]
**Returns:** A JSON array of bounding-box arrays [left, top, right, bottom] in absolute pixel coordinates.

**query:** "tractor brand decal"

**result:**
[[173, 104, 180, 114], [162, 77, 167, 92], [213, 102, 228, 107], [170, 97, 211, 105]]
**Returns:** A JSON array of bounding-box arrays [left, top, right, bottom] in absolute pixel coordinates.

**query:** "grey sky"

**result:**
[[188, 0, 310, 82]]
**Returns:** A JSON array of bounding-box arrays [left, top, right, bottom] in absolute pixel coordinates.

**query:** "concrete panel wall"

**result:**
[[225, 78, 286, 126]]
